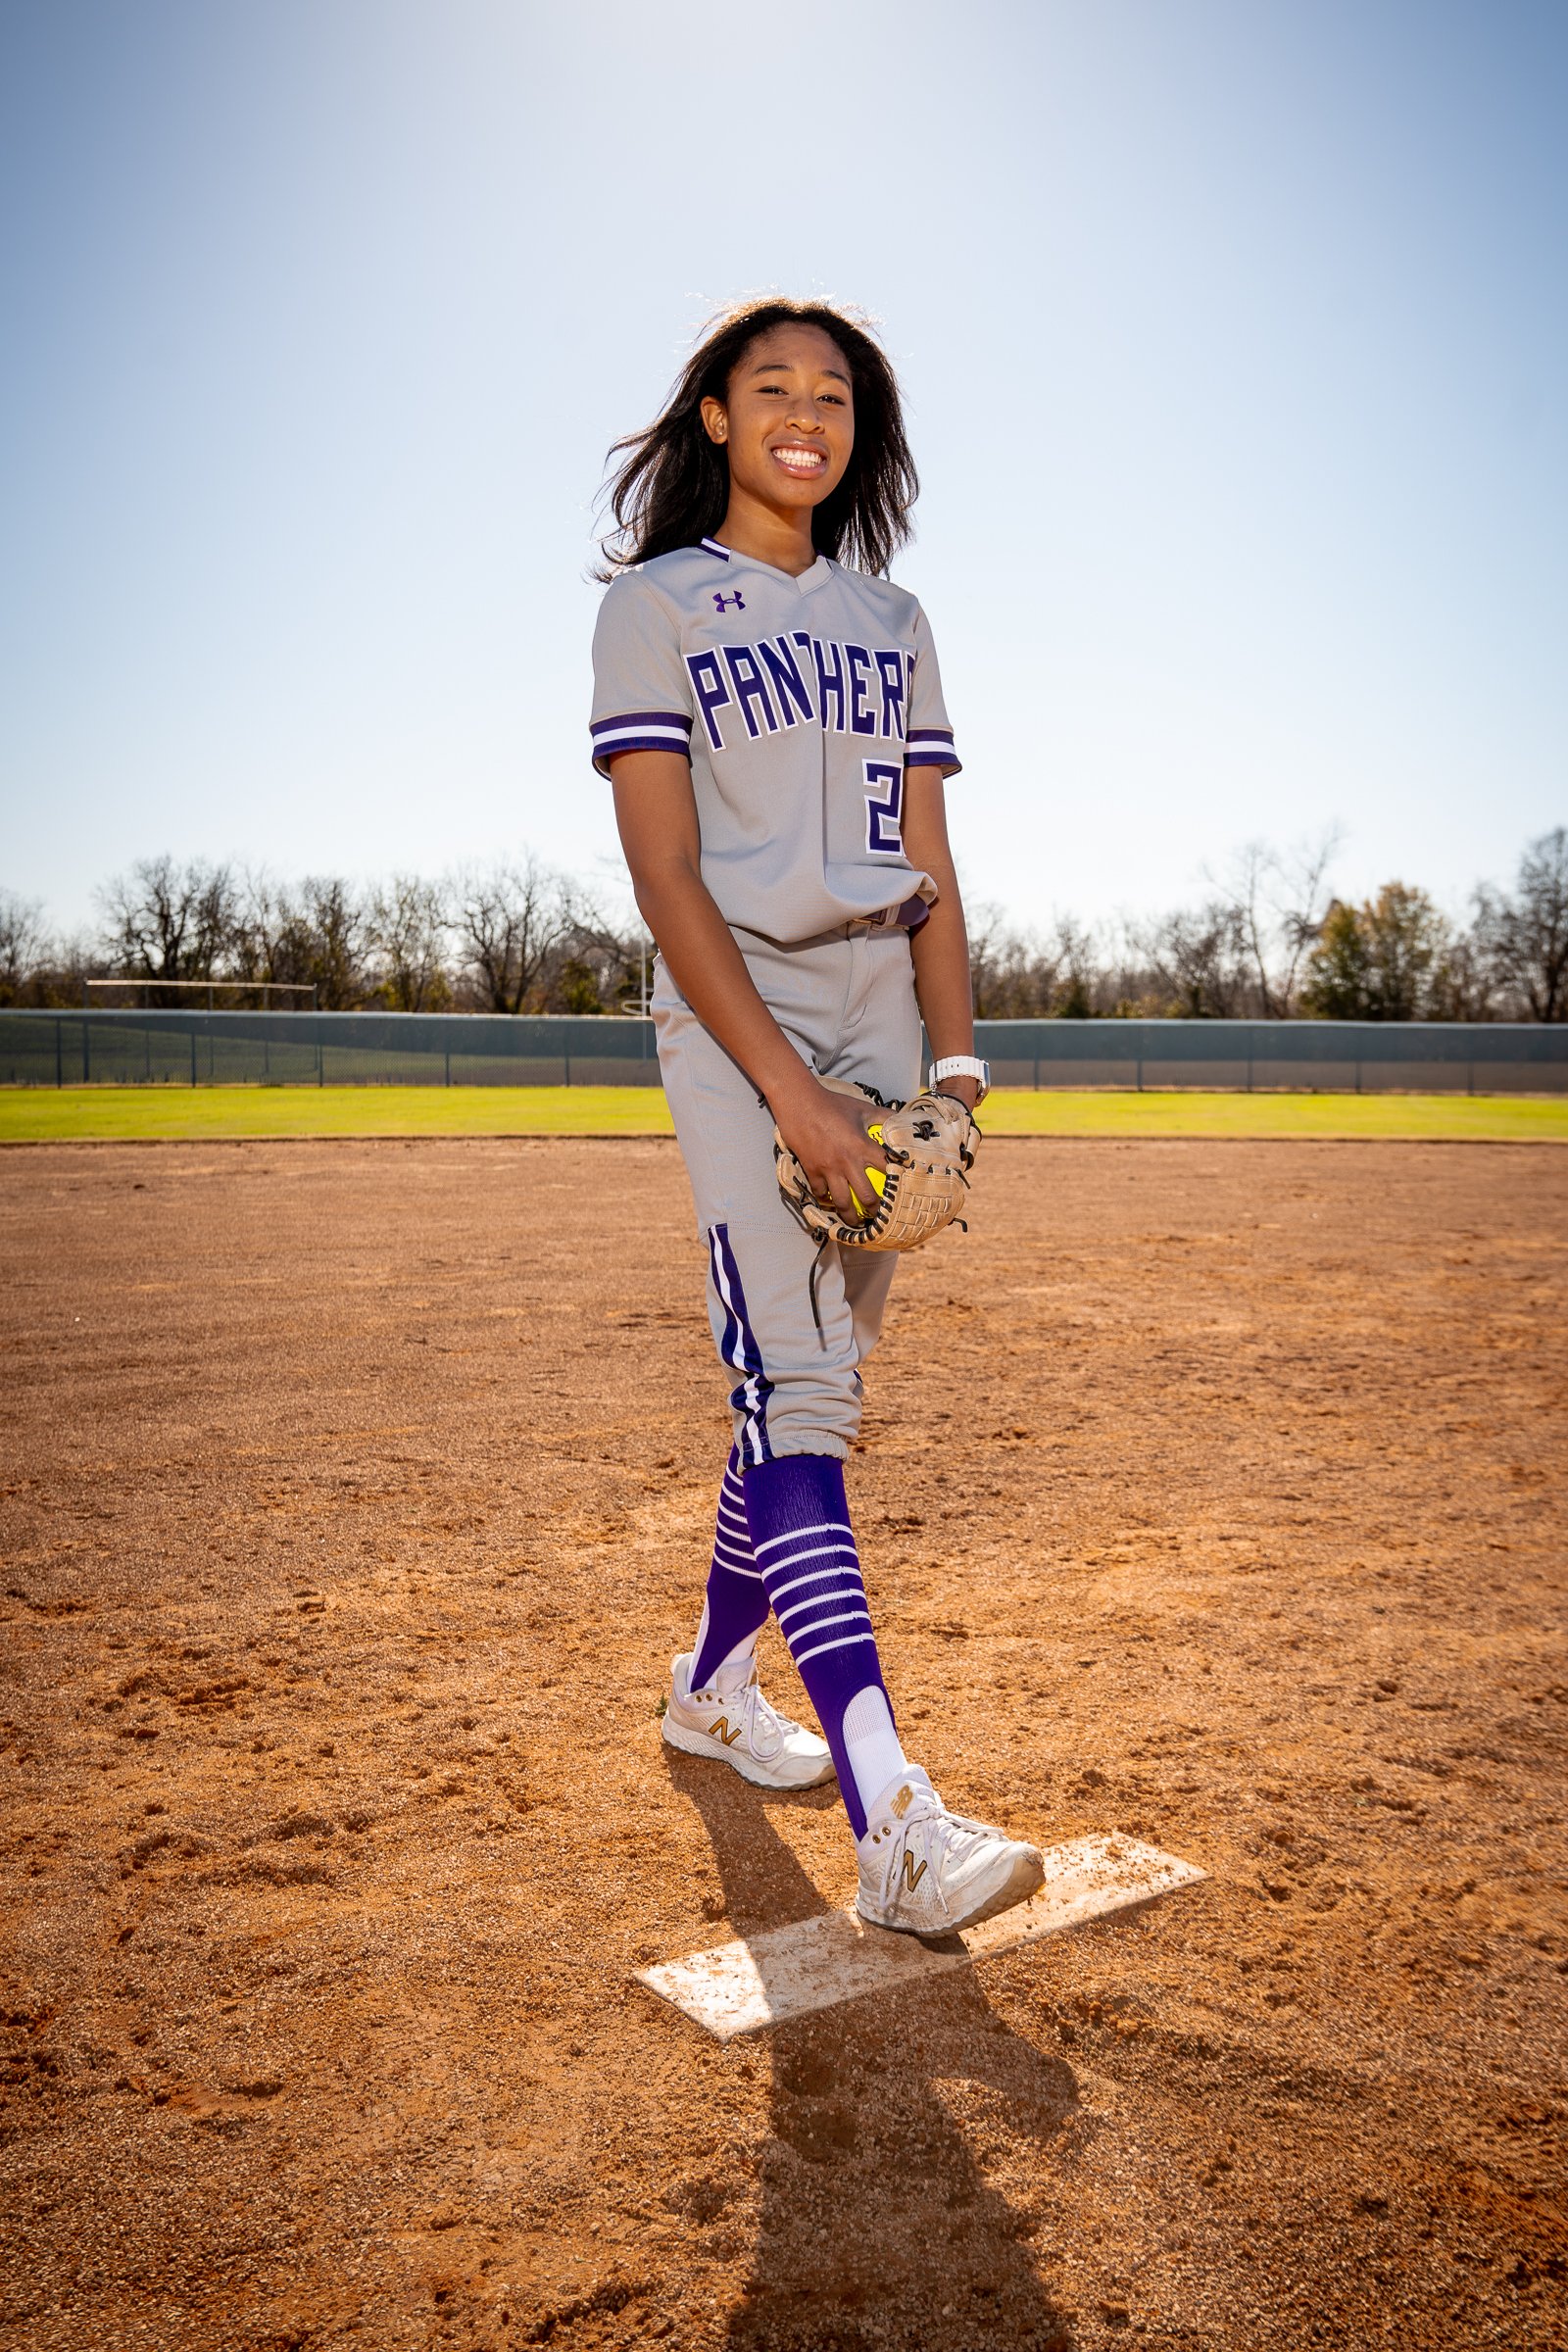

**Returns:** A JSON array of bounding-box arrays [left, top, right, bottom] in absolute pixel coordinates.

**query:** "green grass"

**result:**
[[0, 1086, 675, 1142], [2, 1083, 1565, 1145], [981, 1090, 1568, 1140]]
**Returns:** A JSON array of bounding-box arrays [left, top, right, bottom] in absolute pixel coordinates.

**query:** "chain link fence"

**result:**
[[0, 1009, 1564, 1091]]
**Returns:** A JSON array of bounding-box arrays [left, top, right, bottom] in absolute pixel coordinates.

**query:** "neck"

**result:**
[[712, 485, 819, 577]]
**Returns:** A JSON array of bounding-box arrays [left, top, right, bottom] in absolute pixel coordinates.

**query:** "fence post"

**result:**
[[190, 1030, 198, 1088], [444, 1049, 451, 1088], [564, 1053, 571, 1088], [1034, 1054, 1040, 1092], [82, 1017, 90, 1085], [55, 1019, 63, 1089], [1136, 1055, 1144, 1093]]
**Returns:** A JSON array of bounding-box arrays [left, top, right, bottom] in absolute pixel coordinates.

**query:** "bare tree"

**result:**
[[966, 905, 1105, 1017], [278, 879, 368, 1010], [1427, 929, 1497, 1022], [1477, 827, 1568, 1022], [0, 891, 48, 1004], [1136, 901, 1250, 1017], [1209, 829, 1341, 1016], [366, 875, 451, 1011], [545, 884, 652, 1013], [1271, 829, 1343, 1013], [450, 858, 569, 1014], [95, 856, 237, 988], [224, 870, 368, 1008]]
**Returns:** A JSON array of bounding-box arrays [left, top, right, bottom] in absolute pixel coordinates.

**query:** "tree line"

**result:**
[[0, 858, 648, 1016], [0, 826, 1564, 1020]]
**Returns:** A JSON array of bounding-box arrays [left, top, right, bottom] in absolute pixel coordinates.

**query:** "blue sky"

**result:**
[[2, 0, 1564, 941]]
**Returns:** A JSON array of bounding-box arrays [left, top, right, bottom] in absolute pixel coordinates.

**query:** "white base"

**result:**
[[636, 1831, 1206, 2041]]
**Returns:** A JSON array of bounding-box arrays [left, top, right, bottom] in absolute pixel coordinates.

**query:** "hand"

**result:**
[[772, 1075, 889, 1224]]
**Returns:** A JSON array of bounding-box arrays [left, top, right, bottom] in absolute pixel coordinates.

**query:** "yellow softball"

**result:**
[[863, 1122, 887, 1200]]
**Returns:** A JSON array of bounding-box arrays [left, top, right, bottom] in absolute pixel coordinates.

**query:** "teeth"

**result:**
[[774, 446, 825, 471]]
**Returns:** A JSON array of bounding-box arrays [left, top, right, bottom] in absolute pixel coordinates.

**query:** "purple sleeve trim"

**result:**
[[591, 736, 694, 776], [591, 710, 692, 736]]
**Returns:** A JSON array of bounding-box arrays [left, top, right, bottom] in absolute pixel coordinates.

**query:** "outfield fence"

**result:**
[[2, 1010, 1566, 1093]]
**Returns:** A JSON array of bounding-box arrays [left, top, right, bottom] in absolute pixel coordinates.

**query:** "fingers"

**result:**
[[782, 1085, 893, 1224], [809, 1163, 868, 1222]]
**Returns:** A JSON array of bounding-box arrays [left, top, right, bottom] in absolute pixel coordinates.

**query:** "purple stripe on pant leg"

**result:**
[[709, 1223, 773, 1467]]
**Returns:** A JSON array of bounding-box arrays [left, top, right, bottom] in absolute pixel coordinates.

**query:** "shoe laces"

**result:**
[[867, 1786, 996, 1881], [694, 1666, 803, 1759]]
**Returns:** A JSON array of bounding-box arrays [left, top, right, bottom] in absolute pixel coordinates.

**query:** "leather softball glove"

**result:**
[[774, 1077, 979, 1253]]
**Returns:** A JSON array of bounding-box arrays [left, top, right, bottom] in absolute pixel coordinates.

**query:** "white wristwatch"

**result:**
[[928, 1054, 990, 1106]]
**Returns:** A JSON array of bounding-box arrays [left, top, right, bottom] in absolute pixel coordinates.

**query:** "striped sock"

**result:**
[[689, 1447, 771, 1689], [742, 1453, 906, 1838]]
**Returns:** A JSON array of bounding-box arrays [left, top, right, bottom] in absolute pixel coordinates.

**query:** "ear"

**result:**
[[699, 393, 728, 446]]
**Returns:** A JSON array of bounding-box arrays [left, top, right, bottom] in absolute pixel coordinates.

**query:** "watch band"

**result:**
[[929, 1054, 990, 1105]]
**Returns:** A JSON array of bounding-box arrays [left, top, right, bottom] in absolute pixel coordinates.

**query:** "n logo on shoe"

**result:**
[[709, 1717, 743, 1746], [901, 1853, 928, 1892]]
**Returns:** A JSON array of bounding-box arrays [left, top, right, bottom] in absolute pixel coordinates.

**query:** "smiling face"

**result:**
[[700, 322, 856, 522]]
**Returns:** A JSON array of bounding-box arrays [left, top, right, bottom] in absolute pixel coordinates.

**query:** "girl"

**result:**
[[591, 299, 1043, 1936]]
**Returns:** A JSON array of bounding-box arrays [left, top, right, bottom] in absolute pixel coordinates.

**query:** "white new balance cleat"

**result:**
[[856, 1766, 1045, 1936], [662, 1652, 836, 1791]]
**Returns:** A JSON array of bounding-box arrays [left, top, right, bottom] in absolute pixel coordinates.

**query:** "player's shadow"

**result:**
[[664, 1751, 1081, 2352]]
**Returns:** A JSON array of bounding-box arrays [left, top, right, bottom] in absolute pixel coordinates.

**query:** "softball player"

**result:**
[[592, 299, 1043, 1936]]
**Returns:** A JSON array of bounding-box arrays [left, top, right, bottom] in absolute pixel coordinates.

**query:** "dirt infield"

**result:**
[[2, 1137, 1564, 2351]]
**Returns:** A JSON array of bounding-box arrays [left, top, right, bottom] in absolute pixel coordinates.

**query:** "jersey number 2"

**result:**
[[863, 760, 904, 855]]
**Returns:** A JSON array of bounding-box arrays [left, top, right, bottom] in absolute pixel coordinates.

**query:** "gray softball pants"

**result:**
[[653, 920, 924, 1464]]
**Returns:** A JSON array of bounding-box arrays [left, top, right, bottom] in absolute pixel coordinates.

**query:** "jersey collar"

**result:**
[[700, 537, 832, 596]]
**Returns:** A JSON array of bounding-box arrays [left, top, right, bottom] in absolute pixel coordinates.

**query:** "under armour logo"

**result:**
[[713, 590, 746, 614]]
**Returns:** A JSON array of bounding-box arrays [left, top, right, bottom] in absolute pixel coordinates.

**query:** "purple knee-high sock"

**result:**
[[689, 1448, 771, 1689], [742, 1453, 906, 1838]]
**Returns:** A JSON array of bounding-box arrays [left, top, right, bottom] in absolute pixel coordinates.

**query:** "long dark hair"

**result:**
[[596, 298, 919, 580]]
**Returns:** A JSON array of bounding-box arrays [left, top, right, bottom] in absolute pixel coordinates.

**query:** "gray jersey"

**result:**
[[590, 538, 960, 945]]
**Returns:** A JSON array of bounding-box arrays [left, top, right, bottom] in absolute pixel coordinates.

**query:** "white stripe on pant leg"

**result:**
[[767, 1559, 862, 1604], [754, 1521, 853, 1557], [782, 1607, 872, 1647], [760, 1543, 860, 1583], [775, 1582, 866, 1628], [713, 1532, 764, 1568], [792, 1630, 879, 1669]]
